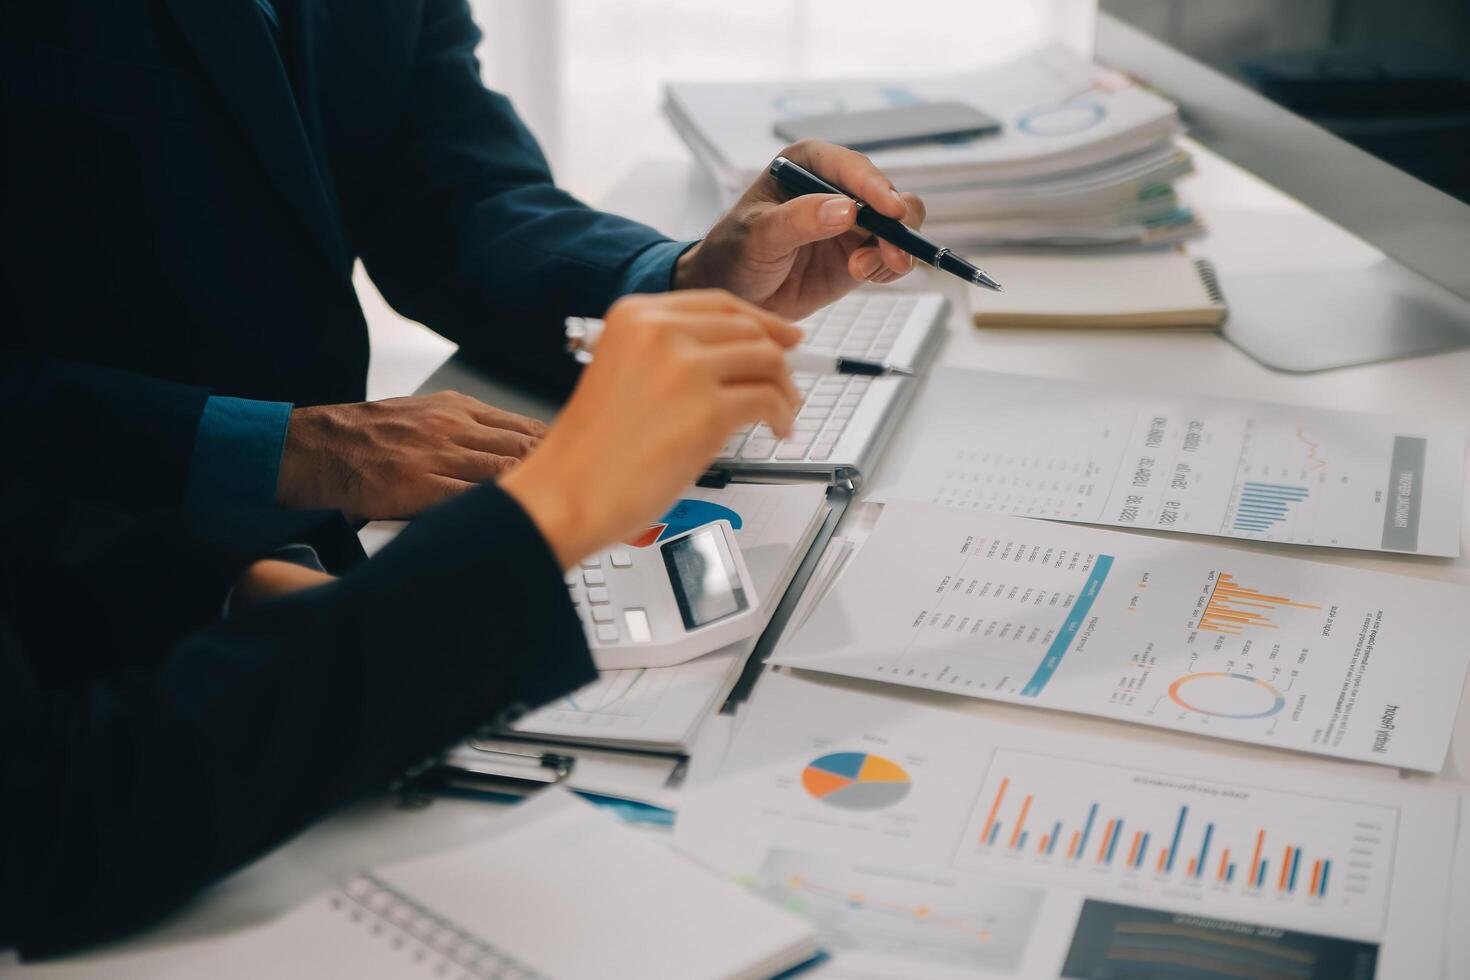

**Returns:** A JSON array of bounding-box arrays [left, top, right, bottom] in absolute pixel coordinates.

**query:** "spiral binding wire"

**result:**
[[1194, 258, 1226, 307], [331, 874, 550, 980]]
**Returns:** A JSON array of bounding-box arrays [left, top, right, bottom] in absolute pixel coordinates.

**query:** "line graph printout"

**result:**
[[773, 503, 1470, 770], [868, 368, 1466, 556]]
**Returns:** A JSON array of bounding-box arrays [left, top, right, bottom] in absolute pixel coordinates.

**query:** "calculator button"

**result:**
[[590, 605, 615, 623], [595, 624, 619, 643], [583, 568, 605, 586], [623, 608, 652, 643], [580, 556, 601, 569], [587, 586, 610, 604], [609, 550, 633, 568], [564, 571, 578, 585]]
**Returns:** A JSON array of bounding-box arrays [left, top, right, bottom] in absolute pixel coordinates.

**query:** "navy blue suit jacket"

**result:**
[[1, 0, 675, 511]]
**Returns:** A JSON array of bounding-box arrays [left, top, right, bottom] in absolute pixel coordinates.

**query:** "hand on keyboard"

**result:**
[[501, 291, 802, 569]]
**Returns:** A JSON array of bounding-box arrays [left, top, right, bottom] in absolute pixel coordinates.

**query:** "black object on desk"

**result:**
[[768, 155, 1003, 292]]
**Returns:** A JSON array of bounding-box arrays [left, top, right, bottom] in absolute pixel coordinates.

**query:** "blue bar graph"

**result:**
[[1226, 864, 1236, 883], [1105, 819, 1124, 864], [1256, 860, 1269, 888], [1318, 860, 1331, 896], [1231, 482, 1310, 534], [1134, 832, 1151, 869], [1195, 823, 1214, 878], [1077, 803, 1099, 858], [1166, 806, 1189, 873], [986, 823, 1001, 846], [1287, 847, 1301, 892], [1018, 831, 1029, 850], [1047, 822, 1061, 856]]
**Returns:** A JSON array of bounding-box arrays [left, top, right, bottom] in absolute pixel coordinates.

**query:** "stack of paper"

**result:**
[[664, 45, 1202, 248]]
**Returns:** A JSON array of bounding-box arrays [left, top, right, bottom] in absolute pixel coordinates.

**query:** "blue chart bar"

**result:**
[[1047, 822, 1061, 856], [1105, 819, 1124, 864], [1232, 482, 1310, 533], [1226, 864, 1236, 883], [1318, 860, 1331, 897], [1256, 861, 1269, 888], [986, 823, 1001, 846], [1166, 806, 1189, 874], [1077, 803, 1100, 858], [1134, 831, 1151, 869], [1288, 848, 1302, 892], [1018, 831, 1029, 851], [1195, 823, 1214, 879], [1021, 556, 1114, 697]]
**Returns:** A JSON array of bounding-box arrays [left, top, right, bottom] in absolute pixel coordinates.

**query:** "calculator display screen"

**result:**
[[662, 526, 749, 630]]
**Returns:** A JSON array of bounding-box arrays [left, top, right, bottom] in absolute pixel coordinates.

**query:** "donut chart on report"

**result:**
[[802, 752, 912, 811], [1169, 672, 1286, 720]]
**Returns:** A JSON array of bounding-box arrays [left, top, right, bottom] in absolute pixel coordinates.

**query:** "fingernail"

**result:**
[[819, 197, 853, 228], [888, 187, 905, 209], [854, 250, 882, 279]]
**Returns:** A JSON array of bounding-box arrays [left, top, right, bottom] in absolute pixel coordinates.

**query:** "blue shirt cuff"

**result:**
[[185, 395, 293, 510], [615, 240, 697, 296]]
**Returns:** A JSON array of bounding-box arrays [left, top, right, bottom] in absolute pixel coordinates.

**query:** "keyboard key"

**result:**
[[587, 586, 610, 604], [832, 406, 855, 420], [838, 393, 862, 407], [775, 442, 812, 460], [595, 623, 619, 643], [583, 568, 605, 586], [719, 434, 746, 458], [750, 423, 776, 441], [740, 438, 777, 460], [810, 445, 837, 461], [580, 556, 601, 569], [609, 550, 632, 568], [815, 380, 846, 396], [623, 608, 653, 643], [799, 403, 831, 421], [793, 418, 824, 432], [591, 605, 615, 623], [806, 394, 837, 408], [564, 571, 578, 585]]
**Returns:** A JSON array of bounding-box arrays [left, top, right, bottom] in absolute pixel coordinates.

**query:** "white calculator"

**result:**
[[566, 520, 763, 670]]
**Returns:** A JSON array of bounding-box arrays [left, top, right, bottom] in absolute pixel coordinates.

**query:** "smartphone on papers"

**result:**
[[773, 101, 1002, 153]]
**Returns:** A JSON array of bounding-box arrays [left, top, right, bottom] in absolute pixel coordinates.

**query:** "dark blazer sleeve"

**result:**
[[349, 0, 677, 398], [0, 482, 595, 959], [1, 353, 210, 513]]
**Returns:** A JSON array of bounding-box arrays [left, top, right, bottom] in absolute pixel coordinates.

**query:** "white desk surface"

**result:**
[[14, 143, 1469, 976]]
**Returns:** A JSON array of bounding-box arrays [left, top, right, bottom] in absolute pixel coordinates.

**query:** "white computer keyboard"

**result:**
[[713, 290, 948, 487]]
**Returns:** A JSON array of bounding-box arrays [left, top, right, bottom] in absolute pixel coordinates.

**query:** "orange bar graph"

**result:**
[[1038, 834, 1050, 855], [1310, 859, 1323, 896], [1009, 795, 1033, 849], [1068, 831, 1081, 860], [1126, 831, 1142, 867], [1097, 820, 1116, 862], [980, 778, 1009, 844], [1250, 829, 1265, 885], [1278, 846, 1293, 891], [1218, 848, 1231, 881], [1156, 848, 1168, 872], [1199, 573, 1321, 635], [1187, 857, 1197, 875]]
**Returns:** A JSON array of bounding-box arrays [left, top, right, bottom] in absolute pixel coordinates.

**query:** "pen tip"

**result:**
[[888, 365, 916, 378], [972, 272, 1003, 292]]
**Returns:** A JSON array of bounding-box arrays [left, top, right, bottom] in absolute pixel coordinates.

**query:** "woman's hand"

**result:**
[[501, 290, 802, 569]]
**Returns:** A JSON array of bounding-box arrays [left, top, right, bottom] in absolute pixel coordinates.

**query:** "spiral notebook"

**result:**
[[969, 249, 1227, 329], [182, 790, 818, 980]]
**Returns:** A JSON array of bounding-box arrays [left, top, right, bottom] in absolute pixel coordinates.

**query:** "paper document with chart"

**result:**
[[773, 503, 1470, 770], [868, 368, 1466, 556], [677, 673, 1457, 979]]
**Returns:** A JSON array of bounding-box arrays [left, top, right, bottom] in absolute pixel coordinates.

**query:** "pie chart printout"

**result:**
[[802, 752, 912, 811]]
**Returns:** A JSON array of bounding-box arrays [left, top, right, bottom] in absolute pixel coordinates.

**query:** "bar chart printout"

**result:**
[[958, 750, 1396, 939], [1195, 571, 1320, 636]]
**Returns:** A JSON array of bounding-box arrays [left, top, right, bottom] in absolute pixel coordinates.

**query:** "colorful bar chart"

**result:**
[[1196, 572, 1321, 636], [1230, 481, 1310, 534], [960, 750, 1395, 936]]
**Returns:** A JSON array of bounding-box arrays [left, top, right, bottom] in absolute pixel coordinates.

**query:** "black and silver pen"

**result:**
[[768, 155, 1003, 292]]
